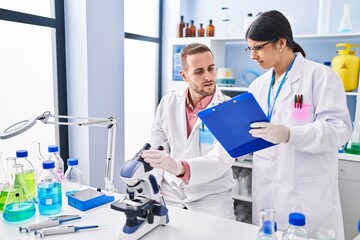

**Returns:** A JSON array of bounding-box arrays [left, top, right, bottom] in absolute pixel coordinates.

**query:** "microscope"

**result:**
[[111, 143, 169, 240]]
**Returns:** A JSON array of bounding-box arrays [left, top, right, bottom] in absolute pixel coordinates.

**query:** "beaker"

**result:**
[[2, 163, 36, 222], [0, 157, 17, 211], [344, 122, 360, 154], [316, 228, 336, 240]]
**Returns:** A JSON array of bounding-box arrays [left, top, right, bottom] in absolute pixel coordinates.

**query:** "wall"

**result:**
[[64, 0, 125, 192]]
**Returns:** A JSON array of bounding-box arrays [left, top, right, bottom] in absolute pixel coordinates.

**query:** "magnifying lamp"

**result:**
[[0, 111, 117, 192]]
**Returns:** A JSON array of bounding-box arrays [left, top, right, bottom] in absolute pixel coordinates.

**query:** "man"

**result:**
[[141, 43, 235, 219]]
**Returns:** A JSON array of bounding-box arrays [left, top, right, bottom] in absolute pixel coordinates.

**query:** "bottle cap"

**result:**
[[289, 212, 306, 226], [43, 160, 55, 169], [262, 221, 273, 234], [68, 158, 79, 166], [16, 150, 28, 158], [48, 145, 59, 153]]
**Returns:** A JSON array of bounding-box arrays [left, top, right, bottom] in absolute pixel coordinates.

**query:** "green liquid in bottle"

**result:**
[[21, 170, 35, 198], [344, 142, 360, 155], [2, 201, 36, 222], [0, 189, 9, 211]]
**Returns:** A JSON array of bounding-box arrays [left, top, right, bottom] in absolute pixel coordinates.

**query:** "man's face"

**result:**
[[180, 51, 216, 98]]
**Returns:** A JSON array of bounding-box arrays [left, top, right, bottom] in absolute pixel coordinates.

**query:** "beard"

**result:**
[[189, 81, 216, 97]]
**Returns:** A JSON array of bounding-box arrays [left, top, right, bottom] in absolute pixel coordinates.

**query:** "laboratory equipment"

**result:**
[[67, 188, 114, 211], [111, 143, 169, 240], [173, 46, 183, 81], [177, 15, 185, 38], [353, 220, 360, 240], [2, 164, 36, 222], [344, 122, 360, 155], [183, 23, 190, 37], [316, 228, 336, 240], [34, 225, 99, 238], [216, 67, 235, 87], [64, 158, 82, 195], [19, 214, 81, 232], [0, 111, 117, 192], [16, 150, 35, 199], [257, 208, 277, 240], [48, 145, 64, 180], [37, 160, 62, 215], [0, 157, 17, 211], [282, 212, 308, 240], [317, 0, 331, 34], [331, 43, 360, 91], [0, 152, 4, 190], [338, 4, 352, 33], [190, 20, 196, 37], [31, 141, 45, 181], [206, 19, 215, 37], [198, 23, 205, 37]]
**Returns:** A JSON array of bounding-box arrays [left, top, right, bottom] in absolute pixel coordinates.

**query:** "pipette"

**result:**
[[19, 215, 81, 233], [34, 225, 99, 238]]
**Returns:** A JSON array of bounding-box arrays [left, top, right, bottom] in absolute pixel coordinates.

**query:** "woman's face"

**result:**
[[246, 38, 282, 70]]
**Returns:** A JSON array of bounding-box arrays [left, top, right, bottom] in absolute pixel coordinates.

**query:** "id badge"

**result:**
[[199, 124, 215, 144]]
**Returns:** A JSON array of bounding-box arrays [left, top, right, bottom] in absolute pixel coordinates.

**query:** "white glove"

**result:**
[[249, 122, 290, 144], [141, 150, 183, 176]]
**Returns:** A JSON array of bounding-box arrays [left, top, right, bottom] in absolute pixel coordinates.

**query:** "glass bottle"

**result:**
[[31, 141, 45, 181], [316, 228, 336, 240], [198, 23, 205, 37], [0, 152, 4, 190], [16, 150, 35, 199], [0, 157, 17, 211], [338, 4, 352, 33], [2, 164, 36, 222], [183, 23, 191, 37], [344, 122, 360, 154], [190, 20, 196, 37], [177, 15, 185, 38], [206, 19, 215, 37], [282, 212, 309, 240], [257, 208, 278, 240], [48, 145, 64, 180], [37, 160, 62, 215], [64, 158, 82, 195]]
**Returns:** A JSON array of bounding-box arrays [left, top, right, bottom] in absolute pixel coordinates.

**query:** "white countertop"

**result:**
[[0, 190, 280, 240]]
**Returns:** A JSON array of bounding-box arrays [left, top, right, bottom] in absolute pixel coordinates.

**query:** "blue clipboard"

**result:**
[[198, 92, 274, 158]]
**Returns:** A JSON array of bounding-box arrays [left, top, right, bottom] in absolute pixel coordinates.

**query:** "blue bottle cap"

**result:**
[[358, 219, 360, 232], [262, 221, 273, 234], [289, 212, 306, 226], [16, 150, 28, 158], [48, 145, 59, 153], [43, 160, 55, 169], [67, 158, 79, 166]]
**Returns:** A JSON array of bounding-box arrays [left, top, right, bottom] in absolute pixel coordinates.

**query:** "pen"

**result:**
[[297, 95, 301, 109], [202, 123, 204, 131], [294, 95, 297, 108], [300, 94, 303, 109]]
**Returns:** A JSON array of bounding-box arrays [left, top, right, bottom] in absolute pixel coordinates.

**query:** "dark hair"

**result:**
[[245, 10, 306, 57], [180, 43, 214, 71]]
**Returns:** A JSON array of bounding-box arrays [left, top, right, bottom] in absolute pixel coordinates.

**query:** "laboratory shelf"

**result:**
[[232, 194, 252, 203], [219, 86, 249, 92], [338, 152, 360, 163], [233, 159, 253, 169]]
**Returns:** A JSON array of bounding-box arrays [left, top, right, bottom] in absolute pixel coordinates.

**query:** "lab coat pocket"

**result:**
[[298, 174, 332, 217], [289, 104, 314, 125], [199, 126, 215, 144]]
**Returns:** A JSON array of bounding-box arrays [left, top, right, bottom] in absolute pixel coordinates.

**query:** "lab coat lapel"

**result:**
[[179, 89, 190, 142]]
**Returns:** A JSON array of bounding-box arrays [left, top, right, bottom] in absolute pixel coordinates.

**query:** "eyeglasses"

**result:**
[[244, 38, 279, 55]]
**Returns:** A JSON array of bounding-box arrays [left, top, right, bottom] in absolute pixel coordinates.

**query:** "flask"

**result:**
[[190, 20, 196, 37], [2, 164, 36, 222], [282, 212, 308, 240], [15, 150, 35, 199], [331, 43, 360, 92], [317, 0, 331, 34], [198, 23, 205, 37], [37, 160, 62, 215], [206, 19, 215, 37], [48, 145, 64, 180], [353, 220, 360, 240], [0, 152, 4, 190], [31, 141, 44, 181], [64, 158, 82, 195], [316, 228, 336, 240], [257, 209, 278, 240], [344, 122, 360, 154], [244, 13, 254, 34], [338, 4, 352, 33], [177, 15, 185, 37]]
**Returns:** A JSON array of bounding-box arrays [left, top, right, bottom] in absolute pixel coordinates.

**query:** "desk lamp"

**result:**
[[0, 111, 117, 192]]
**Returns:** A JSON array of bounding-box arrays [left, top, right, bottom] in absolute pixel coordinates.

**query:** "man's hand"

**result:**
[[249, 122, 290, 144], [142, 150, 183, 176]]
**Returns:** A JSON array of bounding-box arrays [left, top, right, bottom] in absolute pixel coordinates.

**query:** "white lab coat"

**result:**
[[248, 53, 352, 240], [150, 87, 235, 219]]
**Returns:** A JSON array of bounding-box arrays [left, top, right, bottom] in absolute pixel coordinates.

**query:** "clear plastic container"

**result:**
[[64, 158, 82, 195], [37, 160, 62, 215], [282, 212, 309, 240], [48, 145, 64, 181], [257, 209, 278, 240], [16, 150, 35, 199]]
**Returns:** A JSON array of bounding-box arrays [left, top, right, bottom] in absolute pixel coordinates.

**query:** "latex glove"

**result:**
[[249, 122, 290, 144], [142, 150, 183, 176]]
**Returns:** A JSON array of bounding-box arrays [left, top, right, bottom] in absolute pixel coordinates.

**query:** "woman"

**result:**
[[246, 10, 351, 239]]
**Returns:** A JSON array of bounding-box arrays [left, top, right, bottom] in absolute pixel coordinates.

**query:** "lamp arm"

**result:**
[[105, 120, 117, 192]]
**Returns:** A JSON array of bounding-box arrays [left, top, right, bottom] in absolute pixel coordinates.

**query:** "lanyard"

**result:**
[[267, 55, 297, 120]]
